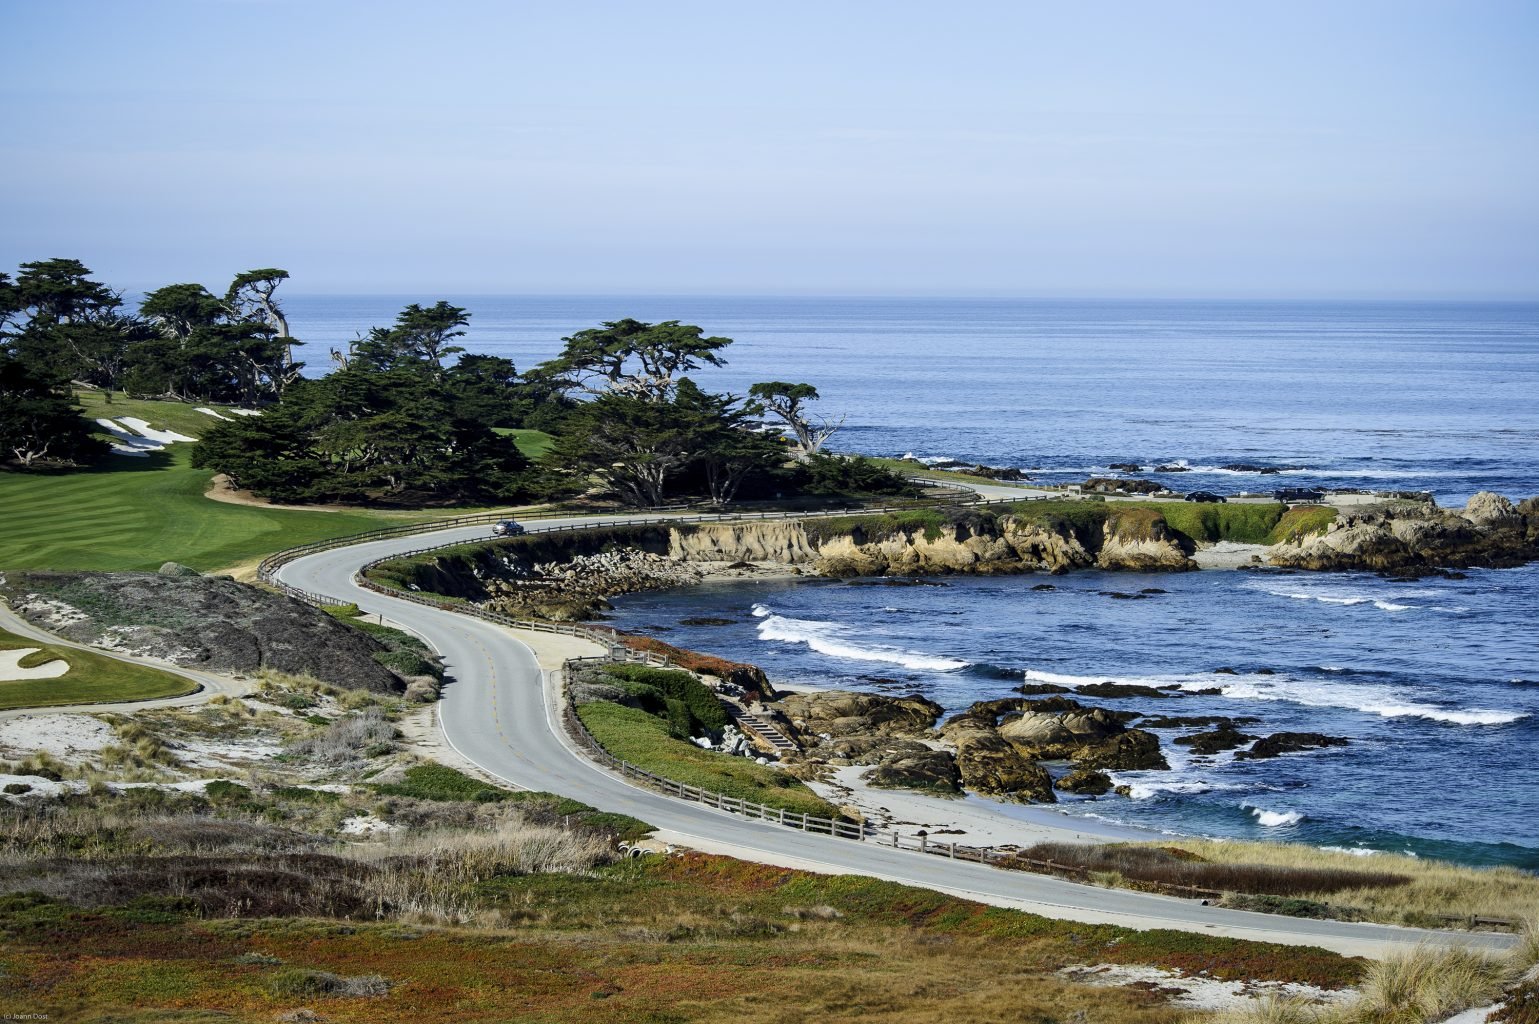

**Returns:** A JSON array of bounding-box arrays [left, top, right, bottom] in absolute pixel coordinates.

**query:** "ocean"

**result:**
[[289, 295, 1539, 866]]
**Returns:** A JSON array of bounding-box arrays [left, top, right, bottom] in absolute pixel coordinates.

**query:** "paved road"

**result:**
[[275, 512, 1513, 959]]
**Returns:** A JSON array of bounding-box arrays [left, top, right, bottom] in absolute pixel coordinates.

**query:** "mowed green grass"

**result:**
[[0, 627, 195, 710], [0, 447, 438, 572], [493, 426, 556, 459], [0, 395, 535, 573]]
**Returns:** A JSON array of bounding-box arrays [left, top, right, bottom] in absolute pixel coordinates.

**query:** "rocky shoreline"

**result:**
[[376, 490, 1539, 623]]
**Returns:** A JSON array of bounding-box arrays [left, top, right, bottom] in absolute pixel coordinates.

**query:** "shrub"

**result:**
[[288, 707, 395, 762], [1017, 843, 1409, 898], [601, 664, 728, 734]]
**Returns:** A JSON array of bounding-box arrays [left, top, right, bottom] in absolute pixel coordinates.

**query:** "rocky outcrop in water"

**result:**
[[1267, 493, 1539, 572]]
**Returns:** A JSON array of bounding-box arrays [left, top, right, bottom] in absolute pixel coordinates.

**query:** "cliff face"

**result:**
[[1268, 493, 1539, 572], [675, 511, 1193, 576]]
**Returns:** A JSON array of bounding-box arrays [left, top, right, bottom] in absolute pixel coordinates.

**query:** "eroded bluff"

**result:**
[[672, 507, 1194, 575], [1268, 492, 1539, 572]]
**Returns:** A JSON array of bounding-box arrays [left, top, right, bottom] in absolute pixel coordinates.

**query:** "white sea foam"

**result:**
[[1021, 665, 1526, 728], [755, 613, 968, 671], [1243, 806, 1305, 831], [1117, 780, 1254, 800], [1179, 675, 1527, 726], [1319, 845, 1380, 857], [1245, 803, 1305, 827], [750, 603, 772, 618]]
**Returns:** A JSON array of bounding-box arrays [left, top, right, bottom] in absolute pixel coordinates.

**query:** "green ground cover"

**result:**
[[0, 447, 442, 572], [576, 701, 839, 818], [0, 396, 549, 573], [491, 426, 556, 459], [0, 627, 196, 710]]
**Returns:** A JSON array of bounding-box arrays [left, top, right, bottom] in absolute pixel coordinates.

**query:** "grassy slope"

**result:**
[[577, 701, 839, 818], [0, 447, 437, 572], [492, 426, 555, 459], [0, 395, 505, 572], [0, 627, 196, 710]]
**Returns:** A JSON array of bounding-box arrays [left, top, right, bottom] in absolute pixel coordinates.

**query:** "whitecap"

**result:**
[[756, 614, 968, 671], [1319, 845, 1380, 857], [1245, 804, 1305, 827], [1184, 675, 1528, 726], [750, 603, 772, 618]]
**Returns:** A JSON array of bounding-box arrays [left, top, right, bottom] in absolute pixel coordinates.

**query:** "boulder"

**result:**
[[1074, 681, 1177, 700], [1174, 723, 1257, 754], [949, 727, 1056, 803], [1235, 733, 1349, 760], [1054, 768, 1113, 796], [777, 691, 943, 743], [1072, 729, 1169, 771], [863, 748, 963, 795]]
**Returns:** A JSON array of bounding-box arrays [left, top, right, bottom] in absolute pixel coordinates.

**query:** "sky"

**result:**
[[2, 0, 1537, 298]]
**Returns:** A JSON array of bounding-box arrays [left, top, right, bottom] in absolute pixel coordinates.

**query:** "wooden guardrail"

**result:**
[[250, 488, 1526, 930]]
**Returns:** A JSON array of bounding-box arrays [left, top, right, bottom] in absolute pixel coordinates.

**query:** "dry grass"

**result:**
[[1146, 839, 1539, 928], [1022, 842, 1410, 899], [1195, 929, 1539, 1024]]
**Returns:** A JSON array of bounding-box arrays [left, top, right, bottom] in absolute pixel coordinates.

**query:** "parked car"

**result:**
[[1184, 490, 1227, 503], [491, 519, 526, 536], [1273, 487, 1325, 504]]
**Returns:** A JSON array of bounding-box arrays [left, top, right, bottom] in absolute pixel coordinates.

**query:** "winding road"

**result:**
[[274, 510, 1519, 960]]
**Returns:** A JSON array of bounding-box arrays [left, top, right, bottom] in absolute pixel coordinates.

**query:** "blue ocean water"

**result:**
[[287, 296, 1539, 503], [288, 296, 1539, 865]]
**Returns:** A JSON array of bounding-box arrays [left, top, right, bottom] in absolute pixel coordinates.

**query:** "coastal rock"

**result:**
[[1174, 723, 1258, 754], [1054, 768, 1113, 795], [999, 516, 1097, 573], [1083, 477, 1164, 495], [1235, 732, 1350, 760], [949, 727, 1056, 803], [777, 690, 943, 742], [669, 522, 819, 564], [1074, 681, 1178, 699], [862, 748, 963, 795], [1095, 508, 1196, 571], [1071, 729, 1169, 771], [1268, 493, 1539, 572]]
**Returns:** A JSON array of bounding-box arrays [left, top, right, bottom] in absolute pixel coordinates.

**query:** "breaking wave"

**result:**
[[1021, 667, 1527, 727], [1245, 804, 1306, 828], [754, 608, 969, 672]]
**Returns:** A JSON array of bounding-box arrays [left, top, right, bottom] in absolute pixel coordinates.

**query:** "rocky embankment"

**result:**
[[1268, 492, 1539, 572], [675, 506, 1196, 575], [770, 689, 1171, 804], [375, 491, 1539, 624], [0, 565, 432, 694]]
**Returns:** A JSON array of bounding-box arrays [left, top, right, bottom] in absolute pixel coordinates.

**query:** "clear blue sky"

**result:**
[[2, 0, 1536, 298]]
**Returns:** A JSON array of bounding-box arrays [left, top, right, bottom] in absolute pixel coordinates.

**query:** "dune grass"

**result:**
[[576, 701, 839, 818], [0, 627, 196, 710], [1145, 838, 1539, 929]]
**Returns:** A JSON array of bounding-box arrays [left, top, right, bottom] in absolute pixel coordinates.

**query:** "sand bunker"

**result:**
[[116, 417, 196, 444], [0, 648, 70, 681]]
